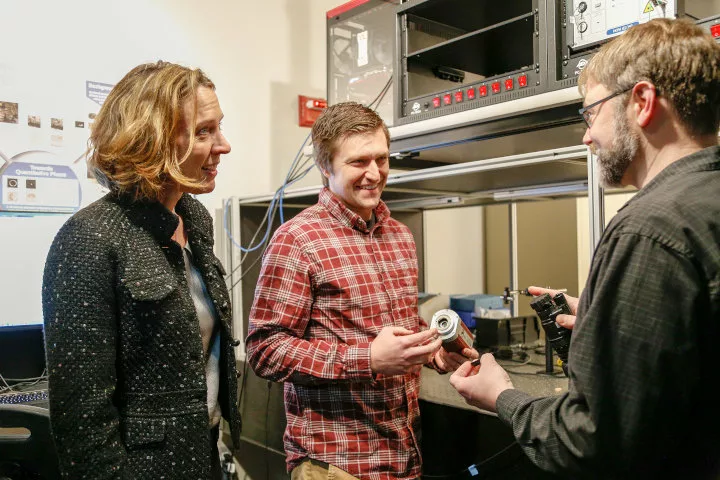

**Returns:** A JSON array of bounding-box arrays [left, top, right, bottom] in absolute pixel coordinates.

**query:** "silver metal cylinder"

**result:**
[[431, 309, 474, 353]]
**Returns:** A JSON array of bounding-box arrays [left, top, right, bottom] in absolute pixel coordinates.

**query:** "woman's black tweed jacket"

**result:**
[[42, 192, 241, 479]]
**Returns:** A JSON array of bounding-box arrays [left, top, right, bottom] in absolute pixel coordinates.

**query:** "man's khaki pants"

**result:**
[[291, 459, 361, 480]]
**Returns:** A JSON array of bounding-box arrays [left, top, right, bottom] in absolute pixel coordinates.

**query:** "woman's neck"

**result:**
[[171, 215, 188, 247], [159, 186, 187, 246], [159, 185, 183, 214]]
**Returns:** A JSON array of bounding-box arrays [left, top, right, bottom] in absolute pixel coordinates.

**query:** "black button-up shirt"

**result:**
[[496, 146, 720, 478]]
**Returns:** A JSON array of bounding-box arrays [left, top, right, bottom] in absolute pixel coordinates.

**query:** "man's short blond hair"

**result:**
[[579, 18, 720, 137], [311, 102, 390, 187], [88, 61, 215, 201]]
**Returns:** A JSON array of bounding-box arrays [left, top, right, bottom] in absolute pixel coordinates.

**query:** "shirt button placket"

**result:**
[[371, 235, 394, 311]]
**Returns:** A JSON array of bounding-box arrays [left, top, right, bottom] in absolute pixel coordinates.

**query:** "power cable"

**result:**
[[422, 442, 518, 479]]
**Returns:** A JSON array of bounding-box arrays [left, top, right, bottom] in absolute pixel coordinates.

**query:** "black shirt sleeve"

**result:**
[[496, 230, 706, 476]]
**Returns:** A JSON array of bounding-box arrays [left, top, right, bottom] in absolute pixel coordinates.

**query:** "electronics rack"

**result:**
[[327, 1, 717, 145], [697, 13, 720, 40], [326, 0, 400, 127], [547, 0, 684, 92], [394, 0, 549, 125]]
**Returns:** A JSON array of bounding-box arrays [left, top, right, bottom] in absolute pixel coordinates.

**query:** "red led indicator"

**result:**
[[711, 24, 720, 38], [443, 94, 452, 105], [479, 85, 488, 97], [505, 79, 514, 91], [518, 75, 528, 87], [432, 97, 441, 108], [467, 88, 476, 99], [491, 82, 501, 94], [454, 91, 463, 103]]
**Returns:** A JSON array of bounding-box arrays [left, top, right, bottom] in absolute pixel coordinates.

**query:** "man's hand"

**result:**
[[370, 327, 442, 376], [433, 346, 479, 373], [527, 286, 579, 330], [449, 353, 514, 412]]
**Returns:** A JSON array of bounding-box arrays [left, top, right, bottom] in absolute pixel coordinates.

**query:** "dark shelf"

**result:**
[[405, 0, 534, 39], [408, 13, 535, 78]]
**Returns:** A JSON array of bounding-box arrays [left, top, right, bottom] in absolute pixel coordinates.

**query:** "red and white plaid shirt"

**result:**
[[247, 188, 425, 479]]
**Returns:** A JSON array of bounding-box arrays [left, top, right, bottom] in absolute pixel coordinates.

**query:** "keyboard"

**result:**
[[0, 389, 49, 405]]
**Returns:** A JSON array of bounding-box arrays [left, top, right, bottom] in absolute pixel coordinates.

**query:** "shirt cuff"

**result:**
[[496, 389, 534, 426], [343, 343, 373, 381]]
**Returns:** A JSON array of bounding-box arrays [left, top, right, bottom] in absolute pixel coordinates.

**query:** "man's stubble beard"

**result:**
[[596, 103, 639, 188]]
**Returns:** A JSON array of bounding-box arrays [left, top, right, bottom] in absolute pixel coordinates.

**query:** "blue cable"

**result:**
[[278, 133, 313, 224], [224, 133, 313, 253], [278, 163, 316, 225], [223, 190, 278, 253]]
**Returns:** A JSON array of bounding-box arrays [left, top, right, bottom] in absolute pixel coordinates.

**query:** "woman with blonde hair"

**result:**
[[43, 60, 240, 479]]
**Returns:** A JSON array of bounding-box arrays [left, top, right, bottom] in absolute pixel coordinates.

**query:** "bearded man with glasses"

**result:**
[[450, 18, 720, 479]]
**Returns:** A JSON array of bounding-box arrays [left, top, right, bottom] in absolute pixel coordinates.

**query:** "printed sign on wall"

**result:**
[[0, 152, 81, 213]]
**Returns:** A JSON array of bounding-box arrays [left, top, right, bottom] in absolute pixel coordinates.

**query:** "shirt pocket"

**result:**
[[124, 272, 177, 302], [388, 258, 417, 298], [122, 417, 166, 449], [391, 258, 417, 285], [122, 238, 178, 302]]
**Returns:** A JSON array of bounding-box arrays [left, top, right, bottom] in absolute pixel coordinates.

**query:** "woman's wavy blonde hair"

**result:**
[[88, 60, 215, 201]]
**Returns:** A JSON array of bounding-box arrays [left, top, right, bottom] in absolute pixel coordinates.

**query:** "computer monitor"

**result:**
[[0, 213, 70, 380]]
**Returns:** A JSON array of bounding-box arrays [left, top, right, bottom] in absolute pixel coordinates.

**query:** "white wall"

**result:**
[[424, 206, 484, 294]]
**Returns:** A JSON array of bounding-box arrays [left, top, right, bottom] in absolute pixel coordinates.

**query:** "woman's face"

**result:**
[[174, 86, 231, 195]]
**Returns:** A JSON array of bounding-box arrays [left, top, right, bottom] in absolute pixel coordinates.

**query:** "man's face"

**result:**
[[582, 81, 639, 188], [174, 86, 231, 195], [324, 128, 389, 220]]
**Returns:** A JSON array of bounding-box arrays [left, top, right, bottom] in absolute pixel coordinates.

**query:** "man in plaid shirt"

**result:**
[[246, 102, 478, 479], [451, 19, 720, 478]]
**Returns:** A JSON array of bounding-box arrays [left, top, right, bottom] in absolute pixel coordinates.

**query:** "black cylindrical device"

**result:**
[[530, 293, 572, 370]]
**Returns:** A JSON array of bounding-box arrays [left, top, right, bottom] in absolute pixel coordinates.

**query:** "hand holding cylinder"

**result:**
[[430, 309, 479, 372]]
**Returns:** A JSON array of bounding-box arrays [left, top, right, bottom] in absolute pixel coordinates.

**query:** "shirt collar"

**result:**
[[111, 192, 212, 245], [618, 145, 720, 213], [318, 187, 391, 232]]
